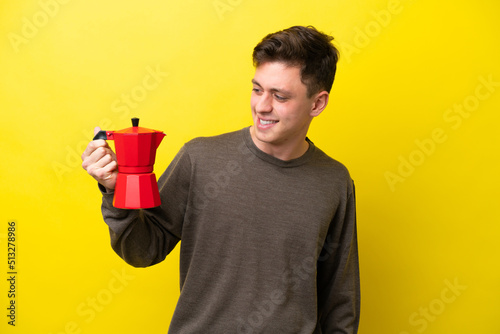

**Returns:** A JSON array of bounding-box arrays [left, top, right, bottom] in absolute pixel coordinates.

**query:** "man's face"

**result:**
[[250, 61, 325, 159]]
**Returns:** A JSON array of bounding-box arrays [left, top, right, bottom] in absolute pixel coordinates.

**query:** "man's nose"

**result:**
[[256, 93, 272, 113]]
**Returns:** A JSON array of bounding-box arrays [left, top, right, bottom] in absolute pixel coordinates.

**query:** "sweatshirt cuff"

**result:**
[[98, 183, 116, 208], [98, 183, 114, 194]]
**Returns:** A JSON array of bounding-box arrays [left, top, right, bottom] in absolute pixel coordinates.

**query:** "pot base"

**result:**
[[113, 172, 161, 209]]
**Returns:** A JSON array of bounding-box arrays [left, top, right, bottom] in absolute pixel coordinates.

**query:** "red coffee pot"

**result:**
[[93, 118, 165, 209]]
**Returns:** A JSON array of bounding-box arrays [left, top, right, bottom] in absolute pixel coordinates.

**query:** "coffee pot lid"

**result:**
[[114, 118, 161, 134]]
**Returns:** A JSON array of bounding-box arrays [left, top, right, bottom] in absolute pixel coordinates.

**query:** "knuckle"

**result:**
[[96, 147, 107, 157], [88, 141, 98, 151], [94, 169, 106, 180], [87, 165, 97, 176]]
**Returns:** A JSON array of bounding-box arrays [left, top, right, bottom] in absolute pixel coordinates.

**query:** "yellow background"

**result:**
[[1, 0, 499, 333]]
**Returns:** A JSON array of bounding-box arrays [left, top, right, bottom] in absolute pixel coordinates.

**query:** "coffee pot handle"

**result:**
[[93, 130, 107, 140], [92, 130, 114, 140]]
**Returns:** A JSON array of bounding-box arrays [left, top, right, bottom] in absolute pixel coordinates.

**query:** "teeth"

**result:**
[[260, 119, 277, 125]]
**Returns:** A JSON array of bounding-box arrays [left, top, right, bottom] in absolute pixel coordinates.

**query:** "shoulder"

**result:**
[[309, 145, 354, 195], [186, 130, 243, 148], [312, 145, 351, 177], [180, 128, 247, 164]]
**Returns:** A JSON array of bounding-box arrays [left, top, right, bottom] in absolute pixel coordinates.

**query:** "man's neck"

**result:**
[[249, 126, 310, 161]]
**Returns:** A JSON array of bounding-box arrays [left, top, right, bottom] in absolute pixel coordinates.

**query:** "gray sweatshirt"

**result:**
[[100, 127, 360, 333]]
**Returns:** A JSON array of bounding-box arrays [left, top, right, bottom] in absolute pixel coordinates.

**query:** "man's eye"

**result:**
[[274, 94, 287, 101]]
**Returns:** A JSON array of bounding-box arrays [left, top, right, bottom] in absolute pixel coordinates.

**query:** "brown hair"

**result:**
[[252, 25, 339, 97]]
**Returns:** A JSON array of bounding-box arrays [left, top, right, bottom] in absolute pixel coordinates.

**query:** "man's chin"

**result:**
[[250, 125, 273, 145]]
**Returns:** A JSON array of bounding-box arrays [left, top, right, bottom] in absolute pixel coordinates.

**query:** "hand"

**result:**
[[81, 127, 118, 191]]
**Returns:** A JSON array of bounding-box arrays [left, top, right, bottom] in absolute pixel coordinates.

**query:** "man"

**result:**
[[82, 25, 360, 333]]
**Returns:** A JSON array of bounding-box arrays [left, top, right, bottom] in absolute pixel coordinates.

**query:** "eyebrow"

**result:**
[[251, 79, 262, 88], [251, 79, 293, 96]]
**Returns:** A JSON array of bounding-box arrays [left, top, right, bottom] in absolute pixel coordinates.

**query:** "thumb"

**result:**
[[93, 126, 101, 136]]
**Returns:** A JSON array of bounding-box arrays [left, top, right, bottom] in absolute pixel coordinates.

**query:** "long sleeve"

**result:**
[[100, 145, 192, 267], [317, 181, 360, 333]]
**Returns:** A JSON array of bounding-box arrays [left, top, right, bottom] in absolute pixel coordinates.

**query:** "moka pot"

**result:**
[[93, 118, 165, 209]]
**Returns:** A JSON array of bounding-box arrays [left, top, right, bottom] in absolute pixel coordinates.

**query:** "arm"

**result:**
[[317, 181, 360, 333], [100, 146, 191, 267]]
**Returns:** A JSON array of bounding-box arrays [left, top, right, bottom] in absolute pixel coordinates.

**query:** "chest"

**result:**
[[184, 157, 342, 260]]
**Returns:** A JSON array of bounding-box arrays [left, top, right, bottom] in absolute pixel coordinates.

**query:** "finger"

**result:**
[[92, 163, 117, 181], [109, 148, 117, 160], [101, 160, 118, 175], [87, 156, 117, 179], [81, 139, 108, 161], [93, 126, 102, 136], [82, 146, 110, 170], [90, 151, 115, 169]]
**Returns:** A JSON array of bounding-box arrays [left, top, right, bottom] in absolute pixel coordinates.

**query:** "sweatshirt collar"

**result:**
[[242, 127, 315, 167]]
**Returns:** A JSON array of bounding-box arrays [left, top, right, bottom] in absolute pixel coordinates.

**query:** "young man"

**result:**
[[82, 25, 360, 333]]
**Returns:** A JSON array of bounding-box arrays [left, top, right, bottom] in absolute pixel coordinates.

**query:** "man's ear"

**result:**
[[310, 91, 329, 117]]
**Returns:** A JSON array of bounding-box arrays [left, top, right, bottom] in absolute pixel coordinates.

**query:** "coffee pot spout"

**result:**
[[155, 132, 166, 149]]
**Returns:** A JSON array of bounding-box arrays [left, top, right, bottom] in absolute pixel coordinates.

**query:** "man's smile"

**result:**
[[257, 118, 279, 130]]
